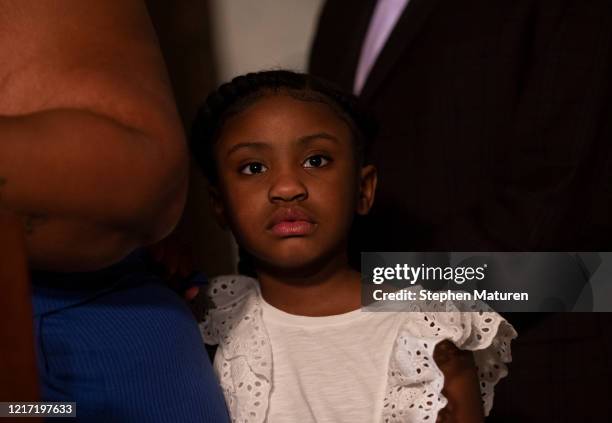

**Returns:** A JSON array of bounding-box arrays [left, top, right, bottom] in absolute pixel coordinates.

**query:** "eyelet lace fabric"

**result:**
[[200, 276, 272, 423], [380, 298, 516, 422], [201, 276, 516, 423]]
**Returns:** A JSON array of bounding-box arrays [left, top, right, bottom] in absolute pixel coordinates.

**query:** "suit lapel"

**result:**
[[359, 0, 442, 102], [337, 0, 378, 91]]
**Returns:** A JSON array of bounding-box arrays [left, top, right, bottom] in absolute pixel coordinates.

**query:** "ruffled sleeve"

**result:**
[[381, 300, 517, 422], [198, 275, 272, 423]]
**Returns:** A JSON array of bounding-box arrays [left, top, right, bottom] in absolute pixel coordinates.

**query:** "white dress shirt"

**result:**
[[354, 0, 410, 95]]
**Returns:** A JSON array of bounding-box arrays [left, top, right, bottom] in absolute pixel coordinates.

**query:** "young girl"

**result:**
[[190, 71, 516, 423]]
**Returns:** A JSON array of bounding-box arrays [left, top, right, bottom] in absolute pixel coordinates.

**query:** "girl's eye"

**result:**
[[303, 155, 331, 168], [240, 162, 268, 175]]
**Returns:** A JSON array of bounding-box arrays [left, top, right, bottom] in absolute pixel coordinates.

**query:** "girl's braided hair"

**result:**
[[190, 70, 377, 185]]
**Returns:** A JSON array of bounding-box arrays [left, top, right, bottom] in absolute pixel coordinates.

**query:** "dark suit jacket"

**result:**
[[310, 1, 612, 421], [311, 0, 612, 252]]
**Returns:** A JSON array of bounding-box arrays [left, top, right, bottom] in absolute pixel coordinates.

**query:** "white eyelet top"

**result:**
[[200, 275, 517, 423]]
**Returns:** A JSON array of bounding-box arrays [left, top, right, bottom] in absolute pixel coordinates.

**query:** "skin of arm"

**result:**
[[0, 1, 188, 271], [434, 340, 485, 423]]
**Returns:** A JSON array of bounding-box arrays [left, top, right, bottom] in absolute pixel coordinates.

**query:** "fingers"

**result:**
[[184, 286, 200, 301]]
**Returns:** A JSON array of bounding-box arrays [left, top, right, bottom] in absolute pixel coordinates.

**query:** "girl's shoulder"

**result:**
[[206, 274, 259, 307], [391, 299, 516, 351], [381, 299, 517, 420], [198, 275, 273, 422], [199, 274, 261, 346]]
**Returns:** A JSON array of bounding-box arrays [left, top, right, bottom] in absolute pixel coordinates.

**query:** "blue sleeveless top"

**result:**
[[31, 250, 228, 422]]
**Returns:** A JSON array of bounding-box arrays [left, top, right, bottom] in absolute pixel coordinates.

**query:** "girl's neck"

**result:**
[[255, 253, 362, 317]]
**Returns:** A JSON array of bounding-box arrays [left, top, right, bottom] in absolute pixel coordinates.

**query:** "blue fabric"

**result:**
[[31, 251, 229, 422]]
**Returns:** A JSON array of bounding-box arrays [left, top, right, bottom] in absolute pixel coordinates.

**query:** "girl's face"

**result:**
[[211, 94, 376, 273]]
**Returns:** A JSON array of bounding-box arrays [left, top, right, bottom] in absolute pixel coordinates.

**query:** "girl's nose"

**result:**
[[268, 171, 308, 203]]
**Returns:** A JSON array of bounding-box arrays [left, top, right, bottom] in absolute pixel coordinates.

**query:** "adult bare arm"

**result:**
[[0, 1, 189, 271]]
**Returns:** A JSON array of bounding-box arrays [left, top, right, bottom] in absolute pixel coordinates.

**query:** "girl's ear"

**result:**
[[208, 185, 229, 229], [356, 164, 377, 215]]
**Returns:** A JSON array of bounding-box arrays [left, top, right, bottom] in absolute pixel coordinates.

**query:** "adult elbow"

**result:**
[[131, 130, 190, 246]]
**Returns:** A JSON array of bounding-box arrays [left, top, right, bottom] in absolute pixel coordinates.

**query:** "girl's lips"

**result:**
[[267, 207, 317, 237], [269, 220, 316, 237]]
